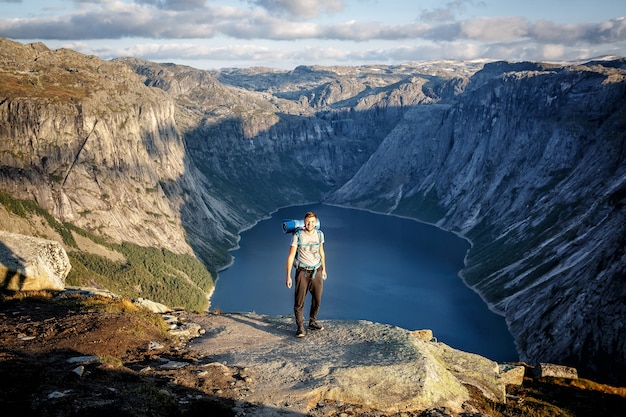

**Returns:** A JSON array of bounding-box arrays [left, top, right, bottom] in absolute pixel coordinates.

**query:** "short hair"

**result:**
[[304, 211, 317, 220]]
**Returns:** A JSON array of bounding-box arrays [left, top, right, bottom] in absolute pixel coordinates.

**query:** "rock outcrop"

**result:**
[[0, 231, 70, 291], [189, 313, 506, 415]]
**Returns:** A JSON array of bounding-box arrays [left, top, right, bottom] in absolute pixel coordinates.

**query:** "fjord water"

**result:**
[[211, 204, 517, 362]]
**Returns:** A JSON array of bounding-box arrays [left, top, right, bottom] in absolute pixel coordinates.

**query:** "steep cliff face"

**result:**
[[2, 37, 625, 383], [330, 60, 626, 383], [0, 38, 245, 268]]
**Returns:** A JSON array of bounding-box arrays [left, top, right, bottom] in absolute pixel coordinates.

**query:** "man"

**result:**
[[285, 211, 327, 338]]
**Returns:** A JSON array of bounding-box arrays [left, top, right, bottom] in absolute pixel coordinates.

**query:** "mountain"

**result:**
[[329, 60, 626, 385], [0, 37, 625, 384]]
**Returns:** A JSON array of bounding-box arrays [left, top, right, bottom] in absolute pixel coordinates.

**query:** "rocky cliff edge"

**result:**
[[188, 312, 506, 415]]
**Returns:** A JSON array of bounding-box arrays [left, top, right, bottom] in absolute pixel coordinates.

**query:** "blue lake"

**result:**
[[211, 204, 518, 362]]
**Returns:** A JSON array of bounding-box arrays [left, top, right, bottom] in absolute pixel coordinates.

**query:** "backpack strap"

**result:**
[[294, 229, 322, 274]]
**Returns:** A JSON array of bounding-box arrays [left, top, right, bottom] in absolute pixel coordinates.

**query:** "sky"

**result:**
[[0, 0, 625, 70]]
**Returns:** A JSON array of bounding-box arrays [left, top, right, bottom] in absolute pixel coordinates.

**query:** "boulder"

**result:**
[[534, 363, 579, 380], [134, 297, 172, 313], [427, 340, 506, 403], [0, 231, 71, 291], [499, 364, 526, 386]]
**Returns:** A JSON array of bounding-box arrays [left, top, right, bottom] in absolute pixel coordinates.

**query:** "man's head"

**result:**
[[304, 211, 317, 232]]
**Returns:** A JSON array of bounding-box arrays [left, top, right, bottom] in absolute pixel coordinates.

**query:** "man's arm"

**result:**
[[319, 242, 327, 279], [285, 245, 297, 288]]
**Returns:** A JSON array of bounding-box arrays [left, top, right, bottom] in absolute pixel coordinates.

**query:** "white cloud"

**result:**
[[420, 0, 483, 23], [459, 17, 528, 42], [250, 0, 345, 19], [532, 17, 626, 45], [0, 1, 623, 47], [135, 0, 207, 10], [540, 43, 565, 60], [0, 0, 624, 68]]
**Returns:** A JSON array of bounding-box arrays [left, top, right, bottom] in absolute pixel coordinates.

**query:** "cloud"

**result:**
[[420, 0, 484, 22], [459, 16, 528, 42], [530, 17, 626, 45], [69, 33, 623, 70], [135, 0, 207, 11], [250, 0, 345, 19], [0, 0, 624, 68], [87, 40, 301, 68], [1, 1, 620, 47]]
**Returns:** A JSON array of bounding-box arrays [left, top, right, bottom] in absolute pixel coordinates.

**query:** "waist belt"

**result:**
[[297, 261, 321, 277], [295, 259, 321, 270]]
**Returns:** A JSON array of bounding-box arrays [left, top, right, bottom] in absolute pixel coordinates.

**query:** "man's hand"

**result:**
[[286, 276, 292, 288]]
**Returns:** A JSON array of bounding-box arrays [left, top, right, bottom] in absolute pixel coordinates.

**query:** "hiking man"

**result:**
[[285, 211, 327, 338]]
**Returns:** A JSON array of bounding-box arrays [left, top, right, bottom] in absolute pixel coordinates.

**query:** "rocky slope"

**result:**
[[1, 37, 625, 384]]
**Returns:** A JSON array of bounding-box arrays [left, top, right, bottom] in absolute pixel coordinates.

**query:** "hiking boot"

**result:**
[[296, 327, 306, 338], [308, 321, 324, 331]]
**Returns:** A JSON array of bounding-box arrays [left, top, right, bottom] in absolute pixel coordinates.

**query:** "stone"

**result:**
[[148, 341, 164, 351], [67, 355, 101, 364], [499, 364, 526, 386], [72, 366, 85, 377], [0, 231, 71, 291], [134, 297, 172, 313], [159, 360, 189, 370], [48, 391, 70, 399], [62, 286, 118, 299], [411, 329, 433, 342], [168, 322, 203, 338], [534, 363, 578, 380], [427, 341, 506, 403]]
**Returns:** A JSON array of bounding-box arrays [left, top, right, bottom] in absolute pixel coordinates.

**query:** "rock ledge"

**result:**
[[189, 312, 507, 415]]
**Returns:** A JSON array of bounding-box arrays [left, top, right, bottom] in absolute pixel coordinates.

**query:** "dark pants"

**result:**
[[294, 267, 323, 329]]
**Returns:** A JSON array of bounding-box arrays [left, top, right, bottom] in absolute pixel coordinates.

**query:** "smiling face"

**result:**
[[304, 213, 317, 232]]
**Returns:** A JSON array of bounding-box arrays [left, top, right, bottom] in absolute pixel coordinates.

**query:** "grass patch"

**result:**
[[0, 290, 55, 302]]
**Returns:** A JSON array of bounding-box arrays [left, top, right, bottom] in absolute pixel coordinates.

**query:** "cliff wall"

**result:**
[[330, 60, 626, 382]]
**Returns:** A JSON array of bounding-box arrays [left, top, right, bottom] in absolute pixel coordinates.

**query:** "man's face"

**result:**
[[304, 216, 317, 232]]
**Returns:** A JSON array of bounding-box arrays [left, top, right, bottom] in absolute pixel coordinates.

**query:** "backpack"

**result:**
[[293, 228, 323, 270]]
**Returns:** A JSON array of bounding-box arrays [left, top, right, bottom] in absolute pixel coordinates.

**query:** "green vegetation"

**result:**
[[0, 189, 213, 312], [67, 242, 213, 312], [0, 189, 77, 247]]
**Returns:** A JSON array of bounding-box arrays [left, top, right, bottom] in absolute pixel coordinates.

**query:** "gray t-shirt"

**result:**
[[291, 229, 324, 268]]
